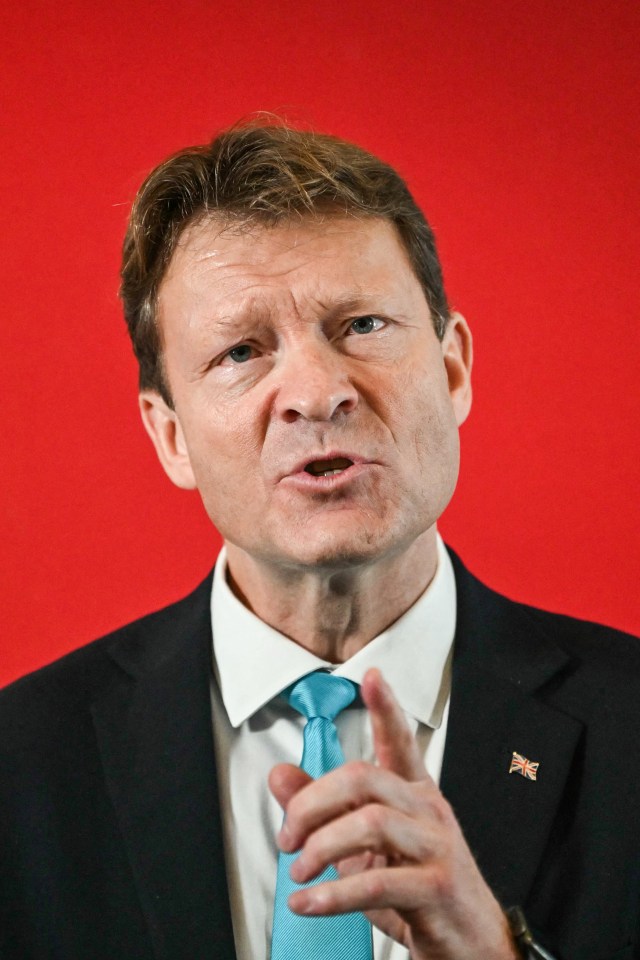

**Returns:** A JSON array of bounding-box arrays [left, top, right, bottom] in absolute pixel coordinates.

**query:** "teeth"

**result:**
[[305, 457, 354, 476]]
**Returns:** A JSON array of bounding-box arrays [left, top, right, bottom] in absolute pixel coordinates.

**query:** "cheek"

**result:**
[[420, 411, 460, 483], [180, 405, 264, 505], [394, 371, 461, 499], [385, 364, 457, 450]]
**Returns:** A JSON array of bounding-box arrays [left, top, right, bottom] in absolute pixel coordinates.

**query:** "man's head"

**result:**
[[121, 121, 472, 578], [120, 121, 450, 408]]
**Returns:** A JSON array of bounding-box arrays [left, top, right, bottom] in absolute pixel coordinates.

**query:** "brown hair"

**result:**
[[120, 120, 450, 405]]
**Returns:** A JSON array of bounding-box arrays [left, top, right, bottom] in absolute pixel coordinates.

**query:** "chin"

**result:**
[[273, 515, 421, 572]]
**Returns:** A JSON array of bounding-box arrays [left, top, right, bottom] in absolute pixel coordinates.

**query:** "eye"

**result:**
[[348, 315, 385, 335], [226, 344, 254, 363]]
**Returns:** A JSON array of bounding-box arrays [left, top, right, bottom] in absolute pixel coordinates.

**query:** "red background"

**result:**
[[1, 0, 638, 687]]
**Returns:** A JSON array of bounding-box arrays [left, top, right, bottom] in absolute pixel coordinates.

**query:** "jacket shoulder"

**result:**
[[0, 571, 214, 734], [447, 546, 640, 693], [516, 600, 640, 661]]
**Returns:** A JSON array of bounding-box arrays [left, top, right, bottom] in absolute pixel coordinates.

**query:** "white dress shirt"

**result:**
[[209, 534, 457, 960]]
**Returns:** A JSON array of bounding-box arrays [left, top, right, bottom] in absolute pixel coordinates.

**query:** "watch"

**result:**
[[505, 906, 558, 960]]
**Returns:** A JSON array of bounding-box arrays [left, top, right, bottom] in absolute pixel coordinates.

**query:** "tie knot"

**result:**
[[285, 672, 358, 722]]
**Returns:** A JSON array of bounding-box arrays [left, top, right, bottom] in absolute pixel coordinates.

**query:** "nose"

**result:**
[[274, 342, 358, 423]]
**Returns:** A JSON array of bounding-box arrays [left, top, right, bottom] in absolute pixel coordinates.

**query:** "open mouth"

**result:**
[[304, 457, 354, 478]]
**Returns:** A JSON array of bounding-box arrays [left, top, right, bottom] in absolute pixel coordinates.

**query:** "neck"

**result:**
[[224, 529, 439, 663]]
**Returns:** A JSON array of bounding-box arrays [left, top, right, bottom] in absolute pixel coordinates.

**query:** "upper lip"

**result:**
[[279, 451, 370, 480]]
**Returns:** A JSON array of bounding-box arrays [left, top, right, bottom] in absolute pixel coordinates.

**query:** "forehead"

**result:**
[[158, 215, 423, 321]]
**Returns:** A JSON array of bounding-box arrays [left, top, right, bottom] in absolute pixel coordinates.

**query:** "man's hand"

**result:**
[[269, 668, 518, 960]]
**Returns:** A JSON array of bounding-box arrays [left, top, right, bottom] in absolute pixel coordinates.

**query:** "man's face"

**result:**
[[143, 216, 472, 573]]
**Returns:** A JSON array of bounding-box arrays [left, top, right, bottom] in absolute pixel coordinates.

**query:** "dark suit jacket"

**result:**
[[1, 551, 639, 960]]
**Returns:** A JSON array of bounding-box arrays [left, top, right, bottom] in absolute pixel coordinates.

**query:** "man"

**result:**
[[1, 122, 638, 960]]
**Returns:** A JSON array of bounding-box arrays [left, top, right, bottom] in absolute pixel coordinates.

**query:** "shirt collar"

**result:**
[[211, 533, 456, 730]]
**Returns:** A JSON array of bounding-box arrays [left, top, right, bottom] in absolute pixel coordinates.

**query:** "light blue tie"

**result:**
[[271, 671, 373, 960]]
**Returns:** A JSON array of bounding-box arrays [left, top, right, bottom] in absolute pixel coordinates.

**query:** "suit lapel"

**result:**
[[87, 549, 585, 954], [91, 575, 236, 960], [441, 552, 584, 906]]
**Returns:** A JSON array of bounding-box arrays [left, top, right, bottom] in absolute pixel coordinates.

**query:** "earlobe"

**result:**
[[138, 392, 197, 490], [443, 311, 473, 427]]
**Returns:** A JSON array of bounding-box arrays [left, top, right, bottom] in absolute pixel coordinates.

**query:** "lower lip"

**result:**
[[281, 462, 372, 491]]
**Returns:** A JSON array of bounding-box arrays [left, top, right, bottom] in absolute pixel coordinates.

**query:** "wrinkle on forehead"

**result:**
[[191, 288, 372, 336], [159, 215, 426, 340], [165, 221, 356, 300], [169, 214, 390, 276]]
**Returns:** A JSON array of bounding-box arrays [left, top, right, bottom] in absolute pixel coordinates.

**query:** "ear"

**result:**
[[138, 391, 197, 490], [442, 311, 473, 426]]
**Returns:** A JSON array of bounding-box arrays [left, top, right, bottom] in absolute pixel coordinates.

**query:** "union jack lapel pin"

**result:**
[[509, 751, 539, 781]]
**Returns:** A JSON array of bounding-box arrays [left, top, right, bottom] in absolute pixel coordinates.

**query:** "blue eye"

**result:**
[[227, 344, 253, 363], [349, 316, 384, 335]]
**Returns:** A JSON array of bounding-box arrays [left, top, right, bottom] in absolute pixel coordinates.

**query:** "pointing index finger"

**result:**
[[361, 668, 431, 784]]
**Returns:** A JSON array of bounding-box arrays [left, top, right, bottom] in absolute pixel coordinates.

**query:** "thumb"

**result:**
[[268, 763, 312, 812]]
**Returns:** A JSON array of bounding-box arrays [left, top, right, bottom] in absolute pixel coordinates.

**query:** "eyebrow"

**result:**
[[310, 293, 375, 319], [206, 291, 381, 334]]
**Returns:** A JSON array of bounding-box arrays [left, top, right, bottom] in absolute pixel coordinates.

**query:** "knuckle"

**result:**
[[412, 829, 434, 862], [428, 864, 455, 902], [342, 760, 372, 799], [433, 793, 454, 823], [360, 803, 386, 839], [416, 783, 451, 823], [362, 869, 387, 902]]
